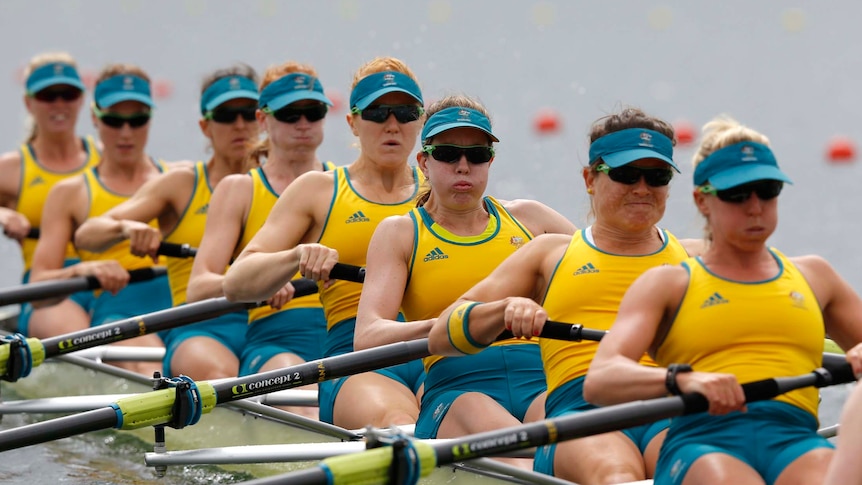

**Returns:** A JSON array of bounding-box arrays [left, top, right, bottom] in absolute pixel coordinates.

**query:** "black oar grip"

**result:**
[[291, 278, 319, 297], [329, 263, 365, 283], [496, 321, 607, 342], [157, 242, 197, 258], [127, 267, 168, 283], [26, 228, 40, 239]]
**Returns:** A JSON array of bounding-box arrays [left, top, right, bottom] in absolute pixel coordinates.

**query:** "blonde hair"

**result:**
[[350, 56, 418, 91], [244, 61, 318, 171], [692, 115, 770, 169], [22, 52, 79, 144], [415, 94, 493, 207], [691, 115, 770, 242]]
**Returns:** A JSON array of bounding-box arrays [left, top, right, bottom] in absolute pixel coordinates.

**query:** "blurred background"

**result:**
[[2, 0, 861, 305]]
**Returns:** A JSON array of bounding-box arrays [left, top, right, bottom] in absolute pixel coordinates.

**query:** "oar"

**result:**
[[0, 266, 167, 307], [237, 359, 856, 485], [0, 262, 365, 382], [0, 337, 430, 452]]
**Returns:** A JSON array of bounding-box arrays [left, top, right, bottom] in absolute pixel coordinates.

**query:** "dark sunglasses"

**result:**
[[595, 163, 673, 187], [205, 106, 257, 124], [94, 105, 151, 129], [700, 180, 784, 203], [351, 104, 424, 124], [263, 103, 327, 124], [422, 144, 495, 164], [31, 88, 82, 103]]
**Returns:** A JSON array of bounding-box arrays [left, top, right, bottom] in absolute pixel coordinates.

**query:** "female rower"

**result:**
[[0, 52, 100, 334], [186, 61, 333, 416], [74, 64, 260, 379], [429, 108, 703, 484], [585, 116, 862, 485], [224, 56, 427, 429], [29, 63, 176, 373], [355, 95, 574, 468]]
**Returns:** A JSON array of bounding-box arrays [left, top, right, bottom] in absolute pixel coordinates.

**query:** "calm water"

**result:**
[[1, 0, 861, 482]]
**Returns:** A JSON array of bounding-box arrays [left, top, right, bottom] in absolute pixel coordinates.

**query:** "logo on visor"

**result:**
[[293, 76, 309, 90], [638, 132, 654, 148], [229, 77, 241, 89], [382, 73, 396, 86], [457, 109, 471, 121], [741, 145, 757, 162], [53, 64, 64, 75], [123, 76, 135, 90]]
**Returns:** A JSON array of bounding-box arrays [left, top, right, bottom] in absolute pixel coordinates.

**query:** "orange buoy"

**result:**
[[673, 120, 696, 146], [827, 136, 856, 163], [80, 69, 97, 90], [325, 89, 344, 112], [534, 109, 561, 134], [153, 79, 174, 100]]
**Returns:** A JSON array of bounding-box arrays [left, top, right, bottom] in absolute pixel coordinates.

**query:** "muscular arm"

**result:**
[[187, 174, 251, 302], [223, 172, 333, 302], [0, 150, 29, 240], [355, 215, 432, 350], [502, 198, 576, 237], [74, 168, 191, 255], [795, 255, 862, 375], [30, 179, 88, 282], [427, 234, 568, 355]]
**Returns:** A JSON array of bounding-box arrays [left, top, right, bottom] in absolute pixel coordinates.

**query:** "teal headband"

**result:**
[[258, 73, 331, 111], [588, 128, 678, 172], [200, 76, 259, 114], [349, 71, 423, 110], [421, 107, 499, 142], [26, 63, 85, 94], [94, 74, 153, 108], [693, 141, 792, 190]]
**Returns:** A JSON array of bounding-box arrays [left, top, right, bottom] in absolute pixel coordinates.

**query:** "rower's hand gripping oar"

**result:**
[[0, 261, 365, 382], [238, 356, 856, 485]]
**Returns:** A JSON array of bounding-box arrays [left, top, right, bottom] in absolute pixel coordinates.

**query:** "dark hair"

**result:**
[[200, 63, 258, 95], [589, 107, 676, 145], [415, 94, 493, 208]]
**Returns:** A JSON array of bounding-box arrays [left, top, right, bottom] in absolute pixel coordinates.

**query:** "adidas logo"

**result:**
[[423, 247, 449, 262], [345, 211, 370, 223], [573, 263, 599, 275], [29, 175, 46, 187], [194, 203, 209, 215], [700, 292, 729, 308]]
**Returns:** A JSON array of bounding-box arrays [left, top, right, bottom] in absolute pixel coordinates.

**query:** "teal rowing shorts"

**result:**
[[17, 260, 96, 336], [534, 375, 669, 476], [415, 343, 546, 438], [654, 400, 832, 485], [161, 309, 249, 377], [238, 306, 326, 376], [318, 317, 425, 424], [90, 274, 172, 330]]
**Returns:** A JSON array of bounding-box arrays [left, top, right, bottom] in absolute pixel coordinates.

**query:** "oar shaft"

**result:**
[[0, 407, 118, 452], [212, 339, 430, 403], [0, 267, 166, 306], [40, 297, 249, 356]]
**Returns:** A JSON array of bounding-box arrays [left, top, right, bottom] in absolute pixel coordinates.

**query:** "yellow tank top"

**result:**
[[236, 165, 334, 322], [401, 196, 535, 371], [318, 165, 423, 329], [541, 227, 689, 394], [17, 136, 100, 271], [163, 161, 211, 306], [77, 161, 167, 270], [656, 249, 823, 416]]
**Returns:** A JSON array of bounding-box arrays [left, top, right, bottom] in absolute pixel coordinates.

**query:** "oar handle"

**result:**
[[156, 242, 197, 258], [329, 263, 365, 283], [496, 320, 606, 342], [26, 227, 39, 239], [0, 266, 167, 307]]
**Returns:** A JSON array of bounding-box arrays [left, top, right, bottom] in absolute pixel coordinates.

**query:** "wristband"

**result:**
[[445, 301, 486, 355], [665, 363, 693, 395]]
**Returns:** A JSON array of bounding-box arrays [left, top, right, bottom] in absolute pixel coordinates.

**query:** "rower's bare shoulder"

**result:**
[[679, 237, 707, 257], [638, 262, 690, 297], [163, 159, 196, 171], [790, 254, 837, 281], [284, 170, 335, 205], [0, 149, 21, 170], [0, 150, 22, 201]]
